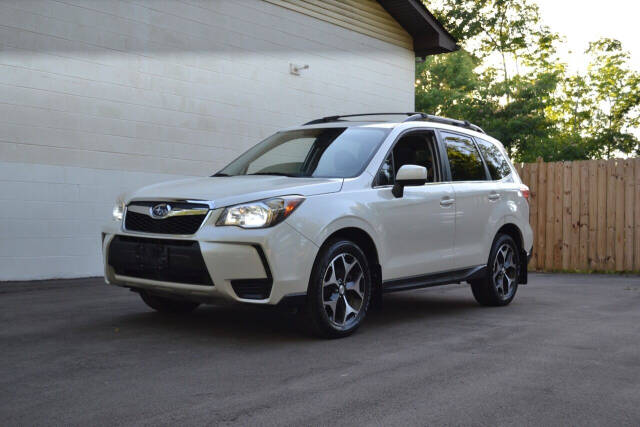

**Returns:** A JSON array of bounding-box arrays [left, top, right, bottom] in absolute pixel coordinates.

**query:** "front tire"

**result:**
[[470, 234, 520, 307], [139, 291, 200, 314], [305, 239, 372, 338]]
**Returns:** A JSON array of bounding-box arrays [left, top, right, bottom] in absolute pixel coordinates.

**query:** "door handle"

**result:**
[[440, 197, 455, 207], [488, 192, 501, 201]]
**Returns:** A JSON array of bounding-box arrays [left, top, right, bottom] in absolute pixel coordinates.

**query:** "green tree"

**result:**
[[584, 39, 640, 158], [416, 51, 561, 161], [415, 50, 480, 118], [430, 0, 558, 86], [547, 74, 597, 160], [421, 0, 565, 160], [420, 1, 640, 161]]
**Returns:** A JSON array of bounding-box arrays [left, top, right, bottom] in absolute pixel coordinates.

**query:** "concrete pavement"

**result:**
[[1, 273, 639, 425]]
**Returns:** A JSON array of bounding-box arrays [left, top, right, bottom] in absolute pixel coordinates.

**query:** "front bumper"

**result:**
[[102, 208, 319, 305]]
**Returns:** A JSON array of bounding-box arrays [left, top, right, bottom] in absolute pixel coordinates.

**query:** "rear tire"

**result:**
[[140, 291, 200, 314], [470, 234, 520, 307], [304, 239, 372, 338]]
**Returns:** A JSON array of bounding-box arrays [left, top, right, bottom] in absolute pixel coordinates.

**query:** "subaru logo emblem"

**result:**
[[150, 203, 171, 219]]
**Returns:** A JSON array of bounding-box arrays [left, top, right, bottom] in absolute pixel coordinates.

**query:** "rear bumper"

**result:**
[[102, 212, 319, 305]]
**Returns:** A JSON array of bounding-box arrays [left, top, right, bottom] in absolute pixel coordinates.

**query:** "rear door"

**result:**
[[439, 131, 501, 269]]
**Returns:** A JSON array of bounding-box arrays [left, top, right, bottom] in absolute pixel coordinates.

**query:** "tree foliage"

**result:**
[[584, 39, 640, 157], [419, 0, 640, 161]]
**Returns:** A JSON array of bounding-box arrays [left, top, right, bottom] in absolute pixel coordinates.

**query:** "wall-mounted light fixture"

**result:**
[[289, 63, 309, 76]]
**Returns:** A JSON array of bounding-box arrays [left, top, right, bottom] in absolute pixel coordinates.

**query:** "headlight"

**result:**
[[216, 196, 305, 228], [112, 197, 125, 221]]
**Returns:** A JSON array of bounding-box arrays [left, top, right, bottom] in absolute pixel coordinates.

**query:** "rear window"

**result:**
[[442, 133, 487, 181], [475, 138, 512, 180]]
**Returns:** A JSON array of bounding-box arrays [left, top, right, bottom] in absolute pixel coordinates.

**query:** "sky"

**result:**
[[534, 0, 640, 73]]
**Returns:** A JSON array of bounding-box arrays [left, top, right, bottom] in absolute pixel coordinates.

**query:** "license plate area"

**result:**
[[108, 236, 213, 286], [136, 241, 169, 273]]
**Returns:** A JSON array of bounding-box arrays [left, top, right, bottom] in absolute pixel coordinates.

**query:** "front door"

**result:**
[[371, 131, 456, 280]]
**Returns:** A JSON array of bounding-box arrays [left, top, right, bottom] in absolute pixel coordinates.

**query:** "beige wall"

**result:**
[[263, 0, 413, 49], [0, 0, 415, 280]]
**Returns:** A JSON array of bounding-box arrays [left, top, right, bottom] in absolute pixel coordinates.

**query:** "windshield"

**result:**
[[216, 127, 390, 178]]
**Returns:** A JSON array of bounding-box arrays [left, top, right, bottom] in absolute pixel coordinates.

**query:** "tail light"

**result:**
[[519, 185, 530, 202]]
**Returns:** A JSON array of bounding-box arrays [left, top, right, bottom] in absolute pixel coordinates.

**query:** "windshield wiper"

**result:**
[[212, 172, 230, 177], [247, 172, 299, 177]]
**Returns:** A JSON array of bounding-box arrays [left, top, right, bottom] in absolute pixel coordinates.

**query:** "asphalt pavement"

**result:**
[[1, 273, 639, 426]]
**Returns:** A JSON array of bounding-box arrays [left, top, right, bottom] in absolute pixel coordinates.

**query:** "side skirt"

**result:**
[[382, 265, 486, 294]]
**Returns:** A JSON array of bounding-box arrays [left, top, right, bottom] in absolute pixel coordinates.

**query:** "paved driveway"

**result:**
[[1, 273, 639, 426]]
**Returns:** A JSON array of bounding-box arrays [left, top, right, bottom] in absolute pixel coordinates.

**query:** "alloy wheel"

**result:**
[[322, 253, 366, 328], [492, 243, 517, 299]]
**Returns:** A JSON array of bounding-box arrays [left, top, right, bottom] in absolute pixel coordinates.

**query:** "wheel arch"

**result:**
[[323, 227, 380, 268], [312, 227, 382, 299], [496, 223, 523, 251]]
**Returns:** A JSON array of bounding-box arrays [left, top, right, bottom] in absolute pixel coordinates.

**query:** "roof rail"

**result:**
[[403, 113, 485, 134], [303, 112, 422, 126], [303, 112, 485, 134]]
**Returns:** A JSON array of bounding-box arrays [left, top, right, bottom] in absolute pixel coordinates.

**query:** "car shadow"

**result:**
[[367, 291, 479, 326], [103, 287, 479, 342], [109, 303, 310, 343]]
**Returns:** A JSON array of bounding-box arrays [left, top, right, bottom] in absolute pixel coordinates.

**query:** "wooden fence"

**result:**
[[514, 158, 640, 272]]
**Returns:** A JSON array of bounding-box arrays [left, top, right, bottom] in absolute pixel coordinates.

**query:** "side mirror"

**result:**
[[392, 164, 427, 198]]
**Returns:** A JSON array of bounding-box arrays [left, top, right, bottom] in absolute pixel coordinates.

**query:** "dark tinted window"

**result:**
[[377, 153, 395, 186], [443, 134, 487, 181], [376, 132, 439, 186], [476, 138, 512, 180]]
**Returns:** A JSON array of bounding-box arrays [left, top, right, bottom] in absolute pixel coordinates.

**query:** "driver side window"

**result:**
[[376, 131, 439, 186]]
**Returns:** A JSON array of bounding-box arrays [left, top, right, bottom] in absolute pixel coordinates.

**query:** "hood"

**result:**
[[125, 176, 343, 208]]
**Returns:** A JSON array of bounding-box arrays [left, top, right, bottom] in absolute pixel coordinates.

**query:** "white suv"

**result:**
[[103, 113, 533, 338]]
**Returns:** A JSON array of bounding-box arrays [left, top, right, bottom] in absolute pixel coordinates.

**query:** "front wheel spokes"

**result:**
[[342, 254, 359, 281], [322, 259, 340, 322], [324, 295, 339, 322], [345, 271, 364, 299], [493, 250, 504, 294], [323, 258, 340, 288], [338, 296, 357, 325], [322, 253, 364, 326]]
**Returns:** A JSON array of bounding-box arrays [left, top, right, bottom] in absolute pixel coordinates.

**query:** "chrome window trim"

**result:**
[[373, 182, 453, 189]]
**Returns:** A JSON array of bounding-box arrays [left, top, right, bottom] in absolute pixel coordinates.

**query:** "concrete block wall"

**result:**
[[0, 0, 415, 280], [0, 161, 189, 279]]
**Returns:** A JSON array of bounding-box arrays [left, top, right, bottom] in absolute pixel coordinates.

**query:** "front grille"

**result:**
[[231, 279, 273, 300], [108, 235, 213, 286], [124, 201, 208, 235]]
